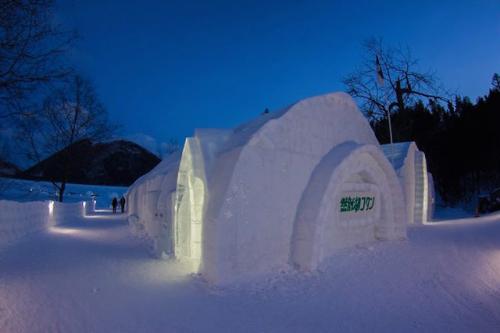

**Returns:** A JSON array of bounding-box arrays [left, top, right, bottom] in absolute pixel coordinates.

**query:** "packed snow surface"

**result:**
[[1, 207, 500, 332]]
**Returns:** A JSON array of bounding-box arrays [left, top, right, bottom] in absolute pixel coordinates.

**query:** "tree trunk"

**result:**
[[395, 79, 406, 113], [58, 181, 66, 202]]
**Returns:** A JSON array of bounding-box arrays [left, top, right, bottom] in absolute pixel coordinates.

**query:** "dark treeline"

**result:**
[[372, 74, 500, 205]]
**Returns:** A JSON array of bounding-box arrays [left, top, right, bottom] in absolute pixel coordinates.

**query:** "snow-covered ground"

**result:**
[[0, 178, 127, 209], [1, 206, 500, 332]]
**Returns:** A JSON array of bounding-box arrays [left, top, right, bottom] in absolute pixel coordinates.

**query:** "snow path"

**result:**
[[1, 211, 500, 332]]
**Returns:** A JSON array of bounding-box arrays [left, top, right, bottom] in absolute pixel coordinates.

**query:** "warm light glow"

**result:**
[[84, 214, 122, 220], [48, 200, 54, 215], [189, 177, 204, 272], [414, 151, 429, 225], [49, 226, 82, 235], [48, 226, 108, 240], [174, 140, 205, 273], [93, 209, 112, 213]]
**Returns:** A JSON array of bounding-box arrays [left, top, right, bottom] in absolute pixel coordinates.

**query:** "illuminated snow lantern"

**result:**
[[381, 142, 435, 224], [127, 92, 407, 284]]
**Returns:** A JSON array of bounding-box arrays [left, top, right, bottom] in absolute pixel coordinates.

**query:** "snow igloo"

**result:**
[[127, 92, 407, 284]]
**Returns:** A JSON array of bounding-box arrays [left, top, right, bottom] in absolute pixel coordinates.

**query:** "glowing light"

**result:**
[[173, 140, 205, 273], [189, 177, 205, 272], [48, 226, 100, 240], [48, 200, 54, 215], [94, 209, 112, 213], [49, 227, 81, 235]]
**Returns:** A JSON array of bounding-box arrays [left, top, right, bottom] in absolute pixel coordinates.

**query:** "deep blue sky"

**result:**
[[56, 0, 500, 151]]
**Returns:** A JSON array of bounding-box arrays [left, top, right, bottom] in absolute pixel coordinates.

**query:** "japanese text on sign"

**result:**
[[340, 195, 375, 213]]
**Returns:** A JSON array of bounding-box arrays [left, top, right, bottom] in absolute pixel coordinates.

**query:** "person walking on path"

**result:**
[[119, 196, 126, 213], [112, 197, 118, 213]]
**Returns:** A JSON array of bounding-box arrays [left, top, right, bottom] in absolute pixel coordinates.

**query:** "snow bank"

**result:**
[[0, 200, 90, 250]]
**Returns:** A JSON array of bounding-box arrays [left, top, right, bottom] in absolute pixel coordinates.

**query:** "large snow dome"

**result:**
[[127, 92, 407, 285]]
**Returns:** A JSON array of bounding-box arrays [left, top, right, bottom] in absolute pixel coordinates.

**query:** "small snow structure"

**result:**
[[127, 92, 407, 285], [382, 142, 435, 224]]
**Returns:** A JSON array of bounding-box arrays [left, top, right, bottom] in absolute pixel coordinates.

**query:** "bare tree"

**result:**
[[0, 0, 74, 119], [343, 38, 448, 121], [18, 74, 115, 201]]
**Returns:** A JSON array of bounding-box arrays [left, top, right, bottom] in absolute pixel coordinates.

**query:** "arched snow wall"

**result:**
[[200, 92, 403, 284], [382, 142, 434, 224], [126, 151, 181, 257], [290, 142, 406, 270]]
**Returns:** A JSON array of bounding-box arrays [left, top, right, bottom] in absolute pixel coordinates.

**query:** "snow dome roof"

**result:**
[[220, 92, 379, 156]]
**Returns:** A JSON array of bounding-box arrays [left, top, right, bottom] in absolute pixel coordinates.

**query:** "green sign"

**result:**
[[340, 195, 375, 213]]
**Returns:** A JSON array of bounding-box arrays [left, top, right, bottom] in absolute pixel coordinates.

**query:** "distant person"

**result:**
[[112, 197, 118, 213], [120, 196, 126, 213]]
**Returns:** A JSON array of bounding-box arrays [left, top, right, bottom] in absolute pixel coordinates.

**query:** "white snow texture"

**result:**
[[0, 200, 91, 249], [127, 92, 407, 285]]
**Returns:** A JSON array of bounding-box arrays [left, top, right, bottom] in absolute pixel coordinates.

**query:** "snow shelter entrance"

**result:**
[[290, 143, 405, 270], [174, 138, 205, 272]]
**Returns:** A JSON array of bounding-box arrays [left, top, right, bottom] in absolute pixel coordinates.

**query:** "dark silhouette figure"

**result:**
[[120, 196, 126, 213], [112, 197, 118, 213]]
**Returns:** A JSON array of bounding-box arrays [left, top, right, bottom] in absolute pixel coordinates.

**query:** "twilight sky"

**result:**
[[56, 0, 500, 153]]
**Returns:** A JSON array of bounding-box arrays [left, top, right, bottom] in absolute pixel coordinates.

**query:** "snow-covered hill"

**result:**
[[0, 159, 20, 177], [24, 139, 160, 186]]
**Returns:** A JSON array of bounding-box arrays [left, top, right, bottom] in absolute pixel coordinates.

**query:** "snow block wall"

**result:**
[[126, 152, 181, 257], [0, 200, 50, 249], [382, 142, 435, 224], [0, 200, 89, 250], [128, 92, 408, 284], [52, 201, 89, 226]]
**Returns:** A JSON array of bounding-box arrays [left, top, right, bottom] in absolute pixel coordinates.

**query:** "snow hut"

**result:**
[[127, 92, 407, 284], [381, 142, 435, 224]]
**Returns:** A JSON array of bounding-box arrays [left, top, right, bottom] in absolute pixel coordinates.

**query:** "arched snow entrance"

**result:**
[[174, 138, 206, 272], [291, 142, 406, 270]]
